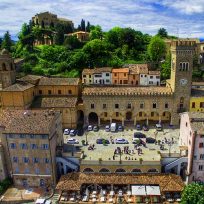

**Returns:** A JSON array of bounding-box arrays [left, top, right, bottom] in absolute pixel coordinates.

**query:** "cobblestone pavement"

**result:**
[[63, 126, 180, 161]]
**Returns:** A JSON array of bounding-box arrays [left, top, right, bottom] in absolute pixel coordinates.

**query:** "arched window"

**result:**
[[182, 63, 186, 71], [186, 63, 189, 71], [179, 63, 182, 71], [2, 63, 6, 71], [99, 168, 110, 173], [131, 169, 142, 173], [147, 168, 158, 173], [83, 168, 94, 173], [115, 168, 126, 173]]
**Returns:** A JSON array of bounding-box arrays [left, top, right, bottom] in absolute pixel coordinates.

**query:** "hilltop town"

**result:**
[[0, 11, 204, 204]]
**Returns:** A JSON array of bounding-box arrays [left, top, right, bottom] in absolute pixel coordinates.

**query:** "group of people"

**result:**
[[88, 144, 95, 150]]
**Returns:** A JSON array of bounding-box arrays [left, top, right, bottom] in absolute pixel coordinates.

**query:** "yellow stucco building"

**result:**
[[190, 88, 204, 112]]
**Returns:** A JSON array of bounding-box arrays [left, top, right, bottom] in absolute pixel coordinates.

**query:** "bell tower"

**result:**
[[170, 40, 195, 116], [0, 49, 16, 89]]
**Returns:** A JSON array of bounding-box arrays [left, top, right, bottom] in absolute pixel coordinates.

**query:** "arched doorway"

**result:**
[[88, 112, 98, 125], [126, 112, 132, 120], [149, 111, 159, 125], [162, 111, 171, 124], [115, 168, 126, 173], [2, 63, 6, 71], [125, 111, 133, 126], [83, 168, 94, 173], [100, 112, 110, 125], [99, 168, 111, 173]]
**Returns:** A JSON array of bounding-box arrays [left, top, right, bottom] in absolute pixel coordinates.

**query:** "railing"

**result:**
[[81, 160, 161, 166]]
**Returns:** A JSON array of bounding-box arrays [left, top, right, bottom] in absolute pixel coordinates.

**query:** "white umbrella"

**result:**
[[85, 188, 89, 196]]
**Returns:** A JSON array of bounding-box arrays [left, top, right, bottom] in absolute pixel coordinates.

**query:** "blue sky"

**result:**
[[0, 0, 204, 40]]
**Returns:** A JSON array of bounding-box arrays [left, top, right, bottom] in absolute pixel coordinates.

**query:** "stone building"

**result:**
[[0, 73, 81, 128], [82, 40, 196, 126], [0, 49, 16, 90], [65, 31, 90, 42], [179, 112, 204, 183], [32, 11, 73, 28], [0, 109, 63, 187]]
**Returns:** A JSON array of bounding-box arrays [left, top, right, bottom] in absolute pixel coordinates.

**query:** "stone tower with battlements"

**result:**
[[0, 49, 16, 89], [170, 40, 196, 124]]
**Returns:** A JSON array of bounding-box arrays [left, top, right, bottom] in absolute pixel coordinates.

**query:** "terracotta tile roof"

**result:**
[[56, 173, 184, 192], [129, 64, 149, 74], [112, 68, 129, 73], [191, 88, 204, 97], [187, 112, 204, 134], [38, 77, 80, 86], [0, 109, 60, 134], [83, 86, 173, 96], [83, 67, 112, 75], [82, 69, 95, 75], [149, 71, 160, 75], [18, 75, 43, 85], [31, 96, 77, 108], [1, 82, 35, 92]]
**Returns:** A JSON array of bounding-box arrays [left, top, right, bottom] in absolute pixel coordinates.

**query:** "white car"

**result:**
[[115, 138, 128, 144], [88, 125, 93, 131], [67, 138, 79, 144], [63, 129, 70, 135]]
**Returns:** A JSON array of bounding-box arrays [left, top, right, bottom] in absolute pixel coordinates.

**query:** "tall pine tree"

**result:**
[[81, 19, 86, 31], [1, 31, 12, 52]]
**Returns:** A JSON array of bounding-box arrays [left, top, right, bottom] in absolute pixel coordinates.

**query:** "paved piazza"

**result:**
[[64, 126, 180, 162]]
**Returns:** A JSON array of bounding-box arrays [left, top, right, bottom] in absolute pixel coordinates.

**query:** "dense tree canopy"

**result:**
[[157, 28, 168, 38], [181, 183, 204, 204]]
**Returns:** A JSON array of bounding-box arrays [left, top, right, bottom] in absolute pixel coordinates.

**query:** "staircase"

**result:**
[[165, 157, 188, 173], [56, 157, 79, 171], [51, 193, 60, 204]]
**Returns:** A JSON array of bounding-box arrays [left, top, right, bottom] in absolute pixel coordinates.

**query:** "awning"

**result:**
[[131, 185, 146, 196], [146, 185, 161, 196]]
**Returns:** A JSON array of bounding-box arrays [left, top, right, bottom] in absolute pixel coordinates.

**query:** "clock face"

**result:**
[[180, 79, 188, 86]]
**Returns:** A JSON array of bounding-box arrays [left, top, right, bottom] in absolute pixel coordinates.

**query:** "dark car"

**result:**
[[143, 125, 149, 131], [118, 125, 123, 131], [146, 137, 156, 144], [77, 128, 84, 136], [134, 132, 146, 138], [96, 139, 110, 144], [93, 125, 99, 132], [136, 124, 142, 130]]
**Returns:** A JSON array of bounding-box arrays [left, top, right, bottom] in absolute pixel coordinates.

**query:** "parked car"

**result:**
[[105, 125, 110, 132], [67, 138, 79, 144], [146, 137, 156, 144], [118, 125, 123, 131], [115, 138, 128, 144], [70, 129, 77, 136], [96, 138, 110, 144], [136, 124, 142, 130], [142, 125, 149, 131], [63, 128, 70, 135], [155, 123, 163, 131], [93, 125, 99, 132], [111, 123, 117, 132], [134, 132, 146, 138], [88, 125, 93, 131], [77, 128, 84, 136]]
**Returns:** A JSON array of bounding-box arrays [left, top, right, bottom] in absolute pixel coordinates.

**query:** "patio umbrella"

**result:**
[[100, 188, 103, 196], [85, 188, 89, 196]]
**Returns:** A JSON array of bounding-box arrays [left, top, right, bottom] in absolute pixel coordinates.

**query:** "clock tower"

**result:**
[[170, 40, 196, 117], [0, 49, 16, 89]]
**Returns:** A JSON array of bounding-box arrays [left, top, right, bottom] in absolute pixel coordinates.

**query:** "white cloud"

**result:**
[[0, 0, 203, 39]]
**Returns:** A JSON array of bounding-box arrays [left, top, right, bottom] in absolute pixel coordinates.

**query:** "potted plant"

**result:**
[[81, 140, 85, 146], [139, 158, 143, 164]]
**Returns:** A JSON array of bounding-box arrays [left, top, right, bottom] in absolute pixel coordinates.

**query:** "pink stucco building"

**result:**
[[179, 112, 204, 183]]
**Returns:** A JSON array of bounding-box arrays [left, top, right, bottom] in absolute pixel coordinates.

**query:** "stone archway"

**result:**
[[162, 111, 171, 124], [136, 111, 147, 125], [147, 168, 159, 173], [99, 168, 111, 173], [83, 168, 94, 173], [126, 112, 132, 120], [77, 110, 84, 125], [88, 112, 98, 125], [115, 168, 126, 173], [149, 111, 159, 125]]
